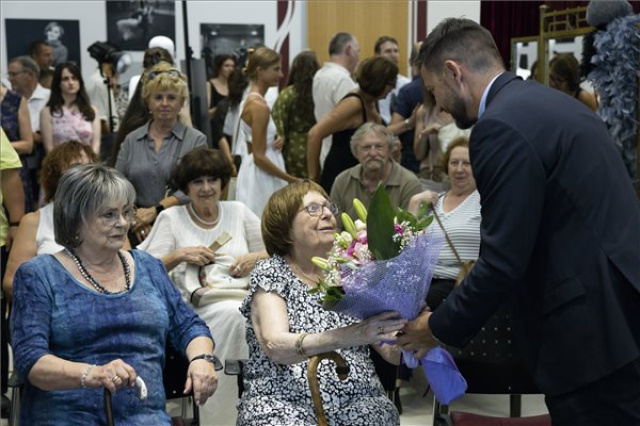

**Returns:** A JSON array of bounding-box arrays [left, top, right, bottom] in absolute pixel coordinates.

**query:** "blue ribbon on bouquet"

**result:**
[[402, 346, 467, 405]]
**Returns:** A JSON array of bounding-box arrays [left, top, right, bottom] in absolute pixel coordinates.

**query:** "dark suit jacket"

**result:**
[[429, 72, 640, 396]]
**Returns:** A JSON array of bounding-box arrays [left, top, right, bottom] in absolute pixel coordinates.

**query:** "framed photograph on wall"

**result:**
[[5, 19, 81, 68], [200, 23, 265, 77], [106, 0, 176, 51]]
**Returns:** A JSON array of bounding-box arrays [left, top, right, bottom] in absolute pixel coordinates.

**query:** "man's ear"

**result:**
[[443, 60, 463, 83]]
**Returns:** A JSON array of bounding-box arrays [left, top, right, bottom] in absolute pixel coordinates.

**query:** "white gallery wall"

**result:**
[[1, 0, 478, 86]]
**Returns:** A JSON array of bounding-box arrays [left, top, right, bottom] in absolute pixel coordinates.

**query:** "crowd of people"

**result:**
[[1, 12, 639, 426]]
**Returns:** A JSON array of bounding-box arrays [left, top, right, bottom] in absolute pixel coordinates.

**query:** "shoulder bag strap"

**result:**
[[431, 201, 464, 265]]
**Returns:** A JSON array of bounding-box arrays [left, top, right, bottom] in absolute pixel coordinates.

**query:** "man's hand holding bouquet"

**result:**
[[309, 186, 467, 405]]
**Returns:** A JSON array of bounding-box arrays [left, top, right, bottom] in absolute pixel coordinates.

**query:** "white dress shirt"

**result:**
[[312, 62, 357, 167]]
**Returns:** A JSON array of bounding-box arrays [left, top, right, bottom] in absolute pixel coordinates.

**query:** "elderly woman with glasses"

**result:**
[[10, 164, 219, 425], [236, 180, 406, 426], [115, 62, 206, 244]]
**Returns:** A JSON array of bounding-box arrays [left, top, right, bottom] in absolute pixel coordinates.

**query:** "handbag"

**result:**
[[431, 205, 475, 287]]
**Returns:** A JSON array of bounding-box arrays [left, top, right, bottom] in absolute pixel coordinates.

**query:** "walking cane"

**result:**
[[104, 376, 148, 426], [307, 352, 350, 426]]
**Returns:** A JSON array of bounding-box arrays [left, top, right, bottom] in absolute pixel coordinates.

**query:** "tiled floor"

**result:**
[[398, 370, 549, 425]]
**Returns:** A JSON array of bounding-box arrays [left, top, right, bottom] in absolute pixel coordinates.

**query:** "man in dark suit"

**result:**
[[396, 18, 640, 425]]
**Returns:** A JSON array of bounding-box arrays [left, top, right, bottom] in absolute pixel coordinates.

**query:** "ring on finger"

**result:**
[[110, 375, 119, 383], [378, 326, 385, 334]]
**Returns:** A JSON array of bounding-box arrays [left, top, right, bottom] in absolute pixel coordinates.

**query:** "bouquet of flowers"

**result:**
[[310, 186, 467, 405]]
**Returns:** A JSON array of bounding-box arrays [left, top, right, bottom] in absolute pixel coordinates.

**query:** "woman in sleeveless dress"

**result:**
[[307, 57, 399, 193], [236, 47, 298, 217]]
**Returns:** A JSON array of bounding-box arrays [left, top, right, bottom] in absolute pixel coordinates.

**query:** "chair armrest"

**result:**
[[224, 359, 248, 376], [8, 370, 23, 388]]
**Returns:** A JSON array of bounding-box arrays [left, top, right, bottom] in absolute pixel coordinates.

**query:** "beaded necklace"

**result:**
[[65, 248, 131, 295]]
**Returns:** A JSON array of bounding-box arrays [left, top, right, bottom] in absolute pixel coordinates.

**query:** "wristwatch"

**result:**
[[190, 354, 223, 371], [155, 204, 165, 215]]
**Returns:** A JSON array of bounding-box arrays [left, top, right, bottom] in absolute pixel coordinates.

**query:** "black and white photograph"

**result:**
[[106, 0, 175, 51], [4, 18, 81, 67], [200, 23, 265, 73]]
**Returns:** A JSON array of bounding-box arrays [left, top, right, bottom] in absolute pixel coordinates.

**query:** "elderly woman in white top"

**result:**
[[3, 141, 100, 301], [408, 136, 481, 310], [139, 147, 268, 426]]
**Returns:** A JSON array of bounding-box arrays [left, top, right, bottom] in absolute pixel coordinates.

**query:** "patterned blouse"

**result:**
[[237, 255, 399, 426], [1, 89, 21, 141]]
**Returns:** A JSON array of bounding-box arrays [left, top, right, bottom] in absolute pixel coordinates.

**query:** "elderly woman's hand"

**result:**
[[86, 359, 138, 393], [230, 253, 260, 277], [179, 246, 216, 266], [184, 359, 218, 405], [408, 190, 439, 216], [352, 311, 407, 346]]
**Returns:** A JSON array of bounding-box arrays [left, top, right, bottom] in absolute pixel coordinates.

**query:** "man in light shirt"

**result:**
[[312, 32, 359, 169], [8, 56, 50, 204]]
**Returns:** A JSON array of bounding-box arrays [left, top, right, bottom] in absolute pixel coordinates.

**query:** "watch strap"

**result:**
[[190, 353, 223, 371]]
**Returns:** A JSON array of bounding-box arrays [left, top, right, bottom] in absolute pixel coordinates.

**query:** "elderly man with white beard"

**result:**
[[330, 122, 422, 223]]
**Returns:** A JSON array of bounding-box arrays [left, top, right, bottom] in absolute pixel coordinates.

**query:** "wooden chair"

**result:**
[[433, 306, 551, 426]]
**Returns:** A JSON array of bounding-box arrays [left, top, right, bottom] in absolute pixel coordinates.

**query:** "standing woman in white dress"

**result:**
[[236, 47, 298, 216]]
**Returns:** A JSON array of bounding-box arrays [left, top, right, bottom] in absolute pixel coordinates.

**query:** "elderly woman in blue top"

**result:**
[[116, 62, 207, 243], [10, 164, 218, 425]]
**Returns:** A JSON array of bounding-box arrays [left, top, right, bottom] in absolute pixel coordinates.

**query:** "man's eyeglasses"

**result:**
[[7, 70, 28, 78], [299, 202, 339, 217], [98, 208, 136, 228]]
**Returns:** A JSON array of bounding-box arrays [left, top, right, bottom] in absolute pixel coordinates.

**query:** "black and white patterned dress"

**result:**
[[237, 255, 399, 426]]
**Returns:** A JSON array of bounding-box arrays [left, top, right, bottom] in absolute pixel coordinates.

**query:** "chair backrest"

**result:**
[[447, 305, 539, 395]]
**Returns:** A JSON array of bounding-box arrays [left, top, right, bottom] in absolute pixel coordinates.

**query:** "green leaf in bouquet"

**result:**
[[396, 208, 417, 228], [417, 215, 434, 231], [367, 184, 399, 260], [322, 299, 340, 310], [417, 201, 430, 219]]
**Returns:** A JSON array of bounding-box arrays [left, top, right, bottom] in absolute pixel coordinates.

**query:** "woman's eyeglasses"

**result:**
[[299, 202, 339, 217], [98, 208, 136, 228]]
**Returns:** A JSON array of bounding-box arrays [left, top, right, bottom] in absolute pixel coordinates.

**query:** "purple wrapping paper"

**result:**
[[326, 229, 467, 404], [332, 230, 443, 320], [403, 347, 468, 405]]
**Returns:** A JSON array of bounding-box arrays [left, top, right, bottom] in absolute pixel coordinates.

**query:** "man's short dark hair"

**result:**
[[29, 40, 50, 57], [374, 36, 398, 54], [417, 18, 503, 73], [328, 32, 354, 56]]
